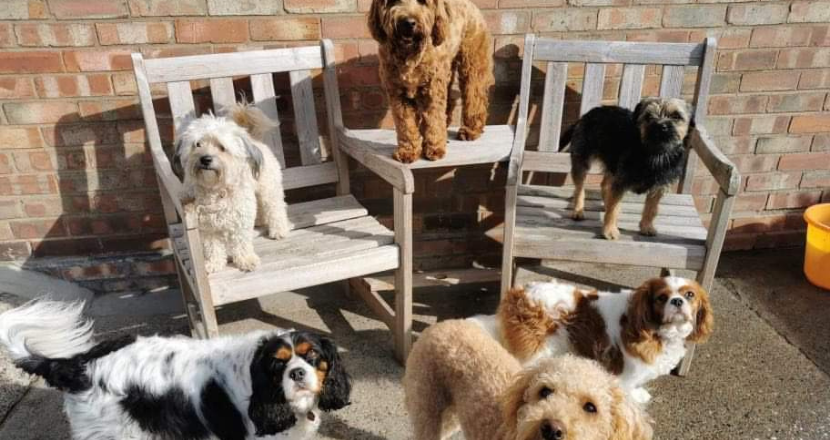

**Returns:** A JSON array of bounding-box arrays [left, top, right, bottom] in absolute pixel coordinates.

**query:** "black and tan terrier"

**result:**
[[561, 97, 692, 240]]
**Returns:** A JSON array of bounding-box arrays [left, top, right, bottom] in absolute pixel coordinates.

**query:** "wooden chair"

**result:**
[[132, 41, 414, 361], [501, 35, 740, 375]]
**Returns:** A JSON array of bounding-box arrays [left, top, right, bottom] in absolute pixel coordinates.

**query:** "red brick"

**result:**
[[0, 200, 21, 220], [12, 150, 54, 172], [628, 30, 690, 43], [0, 1, 48, 20], [0, 23, 14, 47], [718, 49, 778, 71], [4, 101, 79, 124], [0, 242, 32, 261], [723, 233, 756, 251], [708, 95, 767, 115], [34, 74, 112, 98], [284, 0, 356, 13], [734, 193, 769, 211], [207, 0, 281, 15], [713, 136, 754, 155], [0, 174, 57, 195], [483, 10, 531, 34], [96, 22, 173, 45], [63, 49, 133, 72], [755, 136, 812, 154], [41, 123, 121, 148], [31, 238, 100, 258], [740, 71, 799, 92], [745, 172, 801, 191], [767, 93, 826, 113], [727, 3, 789, 25], [175, 19, 247, 44], [663, 5, 726, 28], [0, 51, 64, 74], [0, 153, 12, 174], [731, 213, 805, 234], [733, 116, 790, 136], [732, 154, 780, 174], [798, 69, 830, 90], [778, 152, 830, 171], [23, 198, 64, 217], [813, 134, 830, 151], [533, 9, 598, 32], [322, 16, 371, 39], [810, 24, 830, 46], [717, 28, 751, 49], [766, 190, 822, 209], [598, 7, 662, 30], [250, 18, 321, 41], [49, 0, 127, 19], [128, 0, 206, 16], [749, 26, 812, 48], [789, 1, 830, 23], [790, 115, 830, 134], [15, 23, 96, 47], [801, 170, 830, 188], [777, 48, 830, 69], [10, 218, 66, 239], [78, 99, 141, 121], [0, 78, 36, 99], [0, 127, 43, 149]]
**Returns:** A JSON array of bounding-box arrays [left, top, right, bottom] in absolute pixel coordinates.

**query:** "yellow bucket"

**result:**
[[804, 203, 830, 290]]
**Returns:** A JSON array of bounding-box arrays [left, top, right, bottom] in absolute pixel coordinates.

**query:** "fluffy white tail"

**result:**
[[0, 300, 95, 361]]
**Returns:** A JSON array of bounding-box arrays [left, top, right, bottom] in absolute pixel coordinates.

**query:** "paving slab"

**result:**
[[0, 252, 829, 439]]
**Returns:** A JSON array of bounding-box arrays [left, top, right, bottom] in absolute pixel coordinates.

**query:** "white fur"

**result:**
[[0, 301, 321, 440]]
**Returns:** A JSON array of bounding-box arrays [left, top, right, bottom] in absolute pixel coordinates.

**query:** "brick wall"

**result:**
[[0, 0, 827, 292]]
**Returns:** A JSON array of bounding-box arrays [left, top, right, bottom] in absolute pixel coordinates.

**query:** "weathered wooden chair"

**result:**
[[501, 35, 740, 375], [132, 41, 414, 361]]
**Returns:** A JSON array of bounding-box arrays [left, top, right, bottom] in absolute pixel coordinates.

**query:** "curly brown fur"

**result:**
[[404, 320, 652, 440], [369, 0, 493, 163], [563, 97, 691, 240]]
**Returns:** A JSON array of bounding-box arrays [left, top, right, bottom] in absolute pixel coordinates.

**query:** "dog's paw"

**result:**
[[457, 126, 482, 141], [423, 144, 446, 161], [630, 388, 652, 404], [639, 222, 658, 236], [233, 253, 261, 272], [571, 210, 585, 221], [267, 224, 291, 240], [602, 225, 620, 240], [392, 147, 422, 164]]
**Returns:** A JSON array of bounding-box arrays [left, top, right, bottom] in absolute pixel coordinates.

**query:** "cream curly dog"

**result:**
[[404, 320, 653, 440], [174, 103, 291, 273], [369, 0, 494, 163]]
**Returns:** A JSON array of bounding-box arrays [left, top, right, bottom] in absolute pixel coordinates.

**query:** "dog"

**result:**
[[0, 300, 352, 440], [561, 97, 692, 240], [404, 319, 653, 440], [368, 0, 494, 163], [174, 102, 291, 273], [470, 276, 713, 403]]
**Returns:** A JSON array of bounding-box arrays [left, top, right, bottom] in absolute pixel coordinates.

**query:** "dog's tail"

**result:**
[[558, 124, 574, 152], [224, 102, 278, 142], [0, 300, 97, 390]]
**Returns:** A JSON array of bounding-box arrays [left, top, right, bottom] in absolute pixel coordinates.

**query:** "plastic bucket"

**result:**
[[804, 203, 830, 290]]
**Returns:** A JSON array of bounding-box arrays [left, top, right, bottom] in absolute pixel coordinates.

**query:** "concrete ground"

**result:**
[[0, 248, 828, 439]]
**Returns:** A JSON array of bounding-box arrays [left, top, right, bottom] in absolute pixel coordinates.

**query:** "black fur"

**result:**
[[15, 335, 136, 393], [201, 378, 248, 440], [564, 103, 688, 194], [248, 337, 297, 436], [120, 385, 209, 440], [317, 336, 352, 411]]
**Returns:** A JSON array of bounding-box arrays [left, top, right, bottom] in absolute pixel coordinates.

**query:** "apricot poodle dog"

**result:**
[[404, 320, 653, 440], [369, 0, 494, 163]]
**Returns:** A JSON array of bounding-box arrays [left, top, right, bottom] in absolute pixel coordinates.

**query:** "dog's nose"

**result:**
[[541, 421, 566, 440], [199, 156, 213, 166], [659, 122, 670, 132], [398, 18, 417, 34], [289, 368, 306, 382], [670, 298, 684, 307]]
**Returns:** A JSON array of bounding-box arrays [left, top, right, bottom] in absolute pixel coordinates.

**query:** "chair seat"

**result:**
[[175, 195, 398, 306], [512, 185, 708, 271], [346, 125, 515, 168]]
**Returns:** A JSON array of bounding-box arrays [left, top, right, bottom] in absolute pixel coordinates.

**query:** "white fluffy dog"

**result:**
[[174, 102, 291, 273]]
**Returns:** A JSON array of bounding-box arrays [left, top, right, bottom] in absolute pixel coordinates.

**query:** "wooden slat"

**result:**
[[209, 77, 236, 110], [538, 62, 568, 151], [533, 39, 704, 66], [284, 195, 368, 230], [250, 217, 390, 260], [681, 37, 717, 195], [517, 206, 705, 228], [516, 215, 707, 241], [350, 278, 395, 331], [698, 189, 734, 290], [144, 46, 325, 83], [618, 64, 645, 110], [167, 81, 196, 132], [689, 126, 740, 196], [513, 233, 705, 271], [506, 33, 536, 187], [580, 63, 606, 116], [282, 162, 339, 190], [518, 185, 699, 206], [321, 39, 349, 195], [394, 189, 413, 362], [337, 129, 413, 193], [250, 73, 286, 167], [660, 65, 685, 98], [210, 245, 399, 305], [516, 194, 701, 217], [289, 69, 322, 165]]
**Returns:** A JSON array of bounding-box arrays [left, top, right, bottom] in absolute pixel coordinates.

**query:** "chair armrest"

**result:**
[[688, 125, 740, 196], [150, 153, 199, 229], [337, 128, 415, 194]]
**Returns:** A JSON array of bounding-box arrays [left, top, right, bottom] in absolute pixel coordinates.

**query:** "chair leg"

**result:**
[[676, 269, 714, 376], [660, 268, 675, 277], [501, 185, 518, 298], [393, 189, 413, 364]]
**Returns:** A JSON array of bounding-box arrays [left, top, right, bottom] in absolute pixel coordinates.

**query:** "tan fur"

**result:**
[[621, 279, 666, 364], [405, 320, 652, 440], [499, 288, 557, 362], [368, 0, 493, 163], [681, 281, 714, 343], [601, 173, 625, 240], [639, 187, 665, 236]]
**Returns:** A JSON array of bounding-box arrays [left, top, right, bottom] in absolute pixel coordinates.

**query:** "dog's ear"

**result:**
[[172, 138, 185, 179], [368, 0, 386, 43], [500, 368, 534, 434], [610, 385, 654, 440], [248, 341, 297, 436], [240, 135, 263, 180], [626, 279, 659, 338], [317, 336, 352, 411], [431, 0, 451, 46], [632, 97, 658, 123], [688, 284, 713, 343]]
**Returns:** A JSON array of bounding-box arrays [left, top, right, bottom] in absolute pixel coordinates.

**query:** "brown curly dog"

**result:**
[[404, 320, 654, 440], [368, 0, 494, 163]]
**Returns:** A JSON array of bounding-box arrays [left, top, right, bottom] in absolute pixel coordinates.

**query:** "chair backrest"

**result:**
[[515, 36, 717, 194], [131, 40, 346, 196]]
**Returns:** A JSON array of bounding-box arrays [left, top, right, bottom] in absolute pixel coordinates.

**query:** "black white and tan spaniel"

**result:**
[[0, 300, 351, 440], [471, 277, 713, 403]]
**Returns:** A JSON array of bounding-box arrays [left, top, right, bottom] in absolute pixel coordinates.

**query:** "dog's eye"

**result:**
[[539, 387, 553, 399], [417, 0, 426, 4], [306, 349, 318, 358], [670, 112, 684, 120], [657, 294, 668, 303], [195, 142, 202, 148], [684, 290, 695, 299], [583, 402, 597, 413], [217, 144, 225, 152]]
